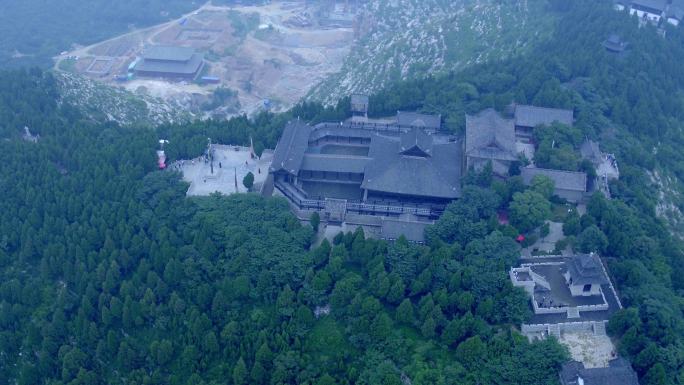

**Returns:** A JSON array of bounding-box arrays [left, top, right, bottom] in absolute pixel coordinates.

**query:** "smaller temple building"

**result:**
[[564, 253, 609, 297], [603, 34, 629, 53], [465, 109, 517, 176], [465, 105, 574, 177], [514, 104, 574, 137], [134, 46, 205, 80], [510, 253, 622, 335], [350, 94, 369, 119], [521, 167, 588, 203]]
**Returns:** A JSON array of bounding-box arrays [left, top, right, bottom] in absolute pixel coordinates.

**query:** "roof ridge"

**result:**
[[516, 104, 573, 112], [525, 167, 586, 175]]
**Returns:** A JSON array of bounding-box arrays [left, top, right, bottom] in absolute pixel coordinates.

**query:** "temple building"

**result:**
[[464, 108, 518, 176], [564, 253, 609, 297], [603, 34, 629, 53], [268, 111, 461, 241], [510, 252, 622, 333], [134, 46, 205, 80], [514, 104, 574, 137], [629, 0, 668, 23], [521, 167, 588, 203], [350, 94, 369, 119]]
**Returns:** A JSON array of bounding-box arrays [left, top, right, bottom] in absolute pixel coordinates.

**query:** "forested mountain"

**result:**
[[0, 70, 567, 384], [1, 1, 684, 385], [363, 1, 684, 382]]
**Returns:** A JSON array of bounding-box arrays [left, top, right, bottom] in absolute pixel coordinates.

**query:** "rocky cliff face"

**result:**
[[308, 0, 554, 104], [55, 72, 192, 126]]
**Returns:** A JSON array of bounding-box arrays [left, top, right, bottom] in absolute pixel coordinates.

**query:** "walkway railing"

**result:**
[[274, 181, 441, 217], [314, 121, 442, 135]]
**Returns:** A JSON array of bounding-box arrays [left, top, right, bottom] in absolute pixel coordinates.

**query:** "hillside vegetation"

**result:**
[[308, 0, 556, 104], [0, 1, 684, 385], [0, 70, 567, 384], [362, 1, 684, 382], [55, 73, 193, 126]]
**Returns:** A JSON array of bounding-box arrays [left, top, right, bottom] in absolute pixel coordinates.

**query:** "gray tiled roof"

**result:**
[[521, 167, 587, 192], [301, 154, 369, 174], [136, 53, 204, 75], [515, 105, 574, 128], [400, 128, 434, 157], [143, 46, 195, 61], [465, 109, 517, 161], [566, 254, 609, 286], [603, 34, 629, 53], [528, 282, 620, 324], [396, 111, 442, 130], [270, 120, 462, 200], [270, 120, 313, 175], [560, 358, 639, 385], [362, 134, 462, 199], [580, 140, 602, 164], [380, 219, 429, 243]]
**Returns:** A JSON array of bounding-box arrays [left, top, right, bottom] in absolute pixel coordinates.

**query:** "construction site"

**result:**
[[54, 1, 372, 116]]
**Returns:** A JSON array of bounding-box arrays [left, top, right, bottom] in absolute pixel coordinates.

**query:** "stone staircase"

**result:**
[[593, 322, 607, 336], [548, 324, 561, 339], [528, 269, 552, 290]]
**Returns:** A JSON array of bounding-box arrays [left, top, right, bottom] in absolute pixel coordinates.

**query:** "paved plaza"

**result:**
[[174, 145, 273, 196]]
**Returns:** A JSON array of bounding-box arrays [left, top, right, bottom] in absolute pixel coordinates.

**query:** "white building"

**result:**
[[563, 254, 608, 297], [629, 0, 668, 23]]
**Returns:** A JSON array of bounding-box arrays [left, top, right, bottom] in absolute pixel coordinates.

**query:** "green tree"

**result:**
[[317, 374, 337, 385], [456, 336, 486, 369], [509, 191, 552, 233], [643, 363, 667, 385], [577, 225, 608, 254], [563, 210, 581, 236], [371, 313, 393, 341], [421, 316, 436, 339], [386, 277, 406, 305], [276, 285, 296, 318], [530, 174, 555, 199], [251, 361, 267, 384], [242, 172, 254, 191], [310, 211, 320, 232], [396, 299, 415, 325], [233, 357, 248, 385]]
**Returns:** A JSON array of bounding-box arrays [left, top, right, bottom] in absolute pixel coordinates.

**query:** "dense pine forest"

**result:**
[[0, 69, 567, 384], [0, 1, 683, 385]]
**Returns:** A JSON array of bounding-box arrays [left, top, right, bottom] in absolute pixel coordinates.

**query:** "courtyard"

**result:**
[[173, 145, 272, 196]]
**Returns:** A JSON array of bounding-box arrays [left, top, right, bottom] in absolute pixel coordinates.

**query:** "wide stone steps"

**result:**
[[548, 324, 561, 338], [593, 322, 606, 336]]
